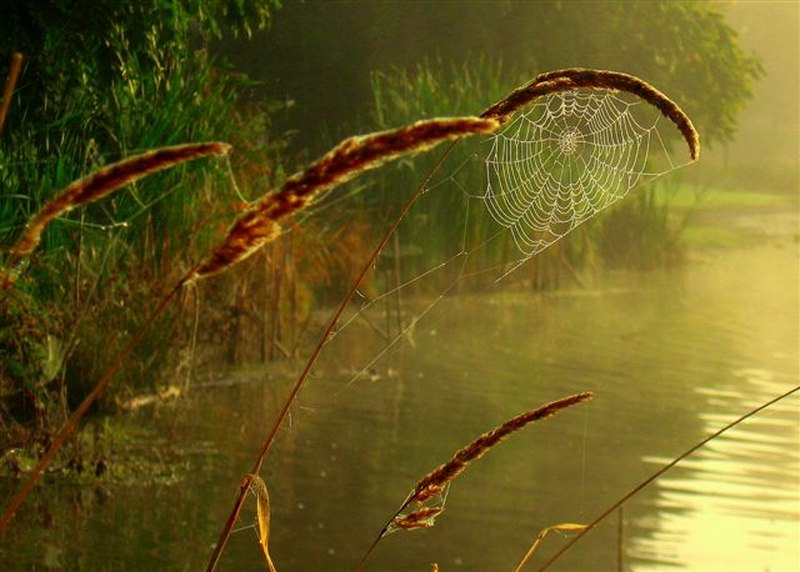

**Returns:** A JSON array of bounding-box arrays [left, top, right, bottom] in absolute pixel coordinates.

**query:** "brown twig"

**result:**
[[0, 52, 23, 137]]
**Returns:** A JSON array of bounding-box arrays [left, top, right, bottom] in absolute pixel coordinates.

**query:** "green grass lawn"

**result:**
[[658, 182, 798, 249]]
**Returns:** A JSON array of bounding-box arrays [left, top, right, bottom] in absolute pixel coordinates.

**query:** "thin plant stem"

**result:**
[[0, 52, 23, 136], [204, 140, 461, 572], [537, 383, 800, 571]]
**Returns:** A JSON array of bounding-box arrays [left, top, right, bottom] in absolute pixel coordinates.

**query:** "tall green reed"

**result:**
[[361, 57, 694, 291], [0, 43, 285, 433], [361, 56, 524, 288]]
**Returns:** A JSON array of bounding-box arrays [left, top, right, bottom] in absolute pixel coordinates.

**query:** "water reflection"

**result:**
[[632, 371, 800, 571], [0, 241, 796, 571]]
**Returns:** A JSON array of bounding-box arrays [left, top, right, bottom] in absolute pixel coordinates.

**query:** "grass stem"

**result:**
[[204, 140, 461, 572], [537, 383, 800, 570]]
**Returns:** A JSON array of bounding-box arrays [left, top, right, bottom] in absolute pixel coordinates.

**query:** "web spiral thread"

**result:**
[[484, 89, 680, 257]]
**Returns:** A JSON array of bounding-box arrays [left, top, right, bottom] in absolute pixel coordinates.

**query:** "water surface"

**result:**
[[1, 224, 797, 571]]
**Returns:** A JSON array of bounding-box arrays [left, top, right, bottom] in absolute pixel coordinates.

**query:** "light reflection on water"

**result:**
[[0, 241, 797, 571], [632, 371, 799, 571]]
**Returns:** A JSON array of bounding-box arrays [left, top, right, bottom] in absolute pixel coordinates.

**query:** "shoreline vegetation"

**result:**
[[2, 1, 793, 570]]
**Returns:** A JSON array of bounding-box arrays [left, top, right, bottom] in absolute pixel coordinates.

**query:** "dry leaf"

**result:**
[[514, 523, 589, 572], [246, 474, 276, 572]]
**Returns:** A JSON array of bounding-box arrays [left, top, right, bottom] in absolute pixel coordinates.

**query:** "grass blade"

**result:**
[[0, 52, 24, 136], [538, 383, 800, 570], [188, 117, 497, 281], [513, 523, 589, 571]]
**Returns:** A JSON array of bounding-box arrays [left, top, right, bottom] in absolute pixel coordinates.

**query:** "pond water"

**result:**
[[1, 214, 798, 571]]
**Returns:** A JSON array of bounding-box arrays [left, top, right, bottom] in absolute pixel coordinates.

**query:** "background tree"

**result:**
[[244, 0, 761, 150]]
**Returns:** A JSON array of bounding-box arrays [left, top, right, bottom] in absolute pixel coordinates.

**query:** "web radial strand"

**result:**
[[484, 89, 675, 257]]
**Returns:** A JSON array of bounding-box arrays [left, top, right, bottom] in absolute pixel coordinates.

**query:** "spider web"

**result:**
[[484, 89, 679, 257], [301, 88, 690, 386]]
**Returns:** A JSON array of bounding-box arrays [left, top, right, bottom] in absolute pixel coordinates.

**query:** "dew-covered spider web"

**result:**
[[484, 89, 681, 258], [290, 88, 692, 387]]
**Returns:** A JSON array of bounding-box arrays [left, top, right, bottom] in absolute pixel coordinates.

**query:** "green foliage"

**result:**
[[270, 0, 760, 150], [0, 0, 281, 265], [0, 0, 279, 95], [0, 1, 283, 430], [359, 56, 525, 287], [517, 0, 764, 147], [597, 186, 683, 269], [0, 289, 62, 431]]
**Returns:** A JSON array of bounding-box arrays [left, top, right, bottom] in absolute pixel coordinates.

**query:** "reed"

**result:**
[[1, 67, 704, 572], [354, 392, 594, 570], [0, 53, 23, 137], [513, 523, 589, 572], [203, 137, 468, 572], [536, 383, 800, 570], [1, 142, 231, 290], [412, 391, 593, 501], [363, 56, 526, 288], [188, 117, 498, 281], [480, 68, 700, 161], [0, 117, 497, 536], [205, 69, 700, 570]]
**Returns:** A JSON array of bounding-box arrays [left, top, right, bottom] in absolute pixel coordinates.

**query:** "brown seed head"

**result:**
[[481, 68, 699, 161], [188, 117, 499, 282], [412, 392, 593, 501]]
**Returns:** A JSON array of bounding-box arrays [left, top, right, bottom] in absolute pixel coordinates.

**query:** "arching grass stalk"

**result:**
[[1, 142, 232, 290], [355, 393, 594, 571], [481, 68, 700, 161], [536, 383, 800, 571]]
